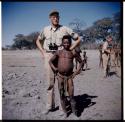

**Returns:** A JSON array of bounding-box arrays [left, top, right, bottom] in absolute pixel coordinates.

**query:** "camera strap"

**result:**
[[50, 28, 57, 44]]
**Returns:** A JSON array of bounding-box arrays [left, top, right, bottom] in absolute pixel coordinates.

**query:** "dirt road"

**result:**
[[2, 50, 122, 120]]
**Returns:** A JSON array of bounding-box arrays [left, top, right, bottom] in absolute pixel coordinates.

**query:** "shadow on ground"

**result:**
[[108, 71, 116, 76], [65, 94, 97, 117], [74, 94, 97, 117]]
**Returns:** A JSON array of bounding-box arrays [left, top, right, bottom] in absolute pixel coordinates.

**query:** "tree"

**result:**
[[11, 32, 39, 49], [12, 34, 26, 49], [69, 18, 87, 50], [112, 12, 121, 43], [69, 18, 86, 36], [26, 32, 39, 49], [93, 17, 113, 39]]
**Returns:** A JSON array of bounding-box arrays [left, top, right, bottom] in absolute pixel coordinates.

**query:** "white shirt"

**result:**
[[39, 25, 79, 51], [102, 41, 108, 53]]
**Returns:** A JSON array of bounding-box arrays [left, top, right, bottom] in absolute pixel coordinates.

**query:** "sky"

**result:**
[[2, 2, 121, 47]]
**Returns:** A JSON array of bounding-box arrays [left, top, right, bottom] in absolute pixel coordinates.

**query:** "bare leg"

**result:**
[[67, 79, 77, 115], [84, 59, 87, 69], [75, 59, 78, 70], [82, 60, 85, 70], [102, 54, 109, 78], [57, 76, 67, 114], [99, 55, 103, 68], [86, 62, 88, 69], [116, 57, 119, 66], [67, 78, 74, 97], [101, 58, 103, 68], [99, 57, 101, 67]]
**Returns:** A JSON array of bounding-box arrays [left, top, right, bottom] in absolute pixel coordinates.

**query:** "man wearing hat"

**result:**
[[36, 10, 80, 115], [102, 35, 113, 78]]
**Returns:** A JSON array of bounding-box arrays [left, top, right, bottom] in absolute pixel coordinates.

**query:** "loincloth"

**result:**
[[57, 72, 73, 96]]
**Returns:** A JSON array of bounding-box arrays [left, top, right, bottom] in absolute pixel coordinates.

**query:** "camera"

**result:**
[[108, 44, 112, 48], [48, 43, 58, 50]]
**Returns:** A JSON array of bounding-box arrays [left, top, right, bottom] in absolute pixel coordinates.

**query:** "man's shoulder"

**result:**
[[43, 25, 51, 31], [61, 25, 70, 29], [59, 25, 71, 30]]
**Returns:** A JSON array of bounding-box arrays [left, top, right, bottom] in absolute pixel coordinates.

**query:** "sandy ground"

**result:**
[[2, 50, 122, 120]]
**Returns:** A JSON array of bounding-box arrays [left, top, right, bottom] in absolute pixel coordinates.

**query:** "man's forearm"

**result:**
[[36, 36, 44, 52], [79, 62, 83, 70], [49, 61, 57, 72], [70, 36, 80, 50], [76, 62, 83, 73]]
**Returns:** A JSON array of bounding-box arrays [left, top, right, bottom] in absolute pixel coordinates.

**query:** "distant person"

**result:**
[[102, 35, 113, 78], [98, 44, 103, 68], [82, 49, 88, 70], [117, 45, 121, 67], [36, 10, 80, 114], [115, 44, 121, 67], [49, 35, 83, 117], [74, 44, 82, 70], [110, 44, 117, 67]]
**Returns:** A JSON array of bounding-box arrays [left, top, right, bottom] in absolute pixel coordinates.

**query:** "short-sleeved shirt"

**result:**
[[102, 41, 108, 53], [39, 25, 79, 51]]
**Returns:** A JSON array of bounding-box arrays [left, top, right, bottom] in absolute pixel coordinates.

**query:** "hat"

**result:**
[[49, 10, 59, 17]]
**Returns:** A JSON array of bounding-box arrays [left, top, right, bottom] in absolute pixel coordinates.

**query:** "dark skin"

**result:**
[[83, 52, 87, 65], [49, 39, 83, 114], [74, 46, 82, 70], [98, 45, 103, 68], [49, 39, 83, 78]]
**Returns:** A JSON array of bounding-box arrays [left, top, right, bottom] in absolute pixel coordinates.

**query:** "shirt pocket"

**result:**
[[45, 34, 52, 45], [56, 33, 63, 46]]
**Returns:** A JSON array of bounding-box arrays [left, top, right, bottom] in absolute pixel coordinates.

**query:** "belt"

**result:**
[[57, 72, 73, 79], [45, 50, 56, 54]]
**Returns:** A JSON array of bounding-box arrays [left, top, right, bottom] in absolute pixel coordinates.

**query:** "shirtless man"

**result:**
[[98, 44, 103, 68], [74, 45, 82, 70], [115, 45, 121, 67], [82, 49, 88, 70], [49, 35, 83, 117], [102, 35, 112, 78]]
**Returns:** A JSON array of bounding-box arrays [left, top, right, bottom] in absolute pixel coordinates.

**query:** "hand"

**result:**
[[69, 46, 73, 51], [53, 67, 58, 74], [40, 50, 45, 58], [72, 71, 80, 79], [71, 73, 76, 79], [77, 70, 81, 74]]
